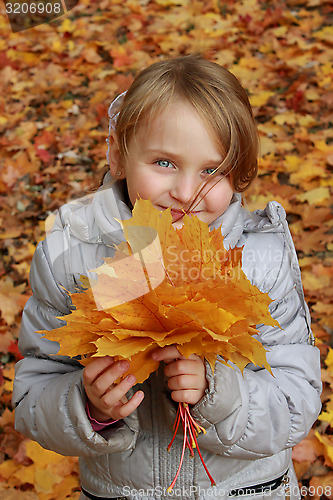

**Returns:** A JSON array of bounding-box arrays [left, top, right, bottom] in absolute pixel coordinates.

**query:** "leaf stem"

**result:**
[[167, 404, 188, 492], [167, 404, 181, 451], [186, 406, 216, 486], [167, 403, 215, 491]]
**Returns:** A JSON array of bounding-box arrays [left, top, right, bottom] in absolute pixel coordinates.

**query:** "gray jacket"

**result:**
[[13, 174, 322, 499]]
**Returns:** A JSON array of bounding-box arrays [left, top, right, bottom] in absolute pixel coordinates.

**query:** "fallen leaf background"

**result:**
[[0, 0, 332, 498]]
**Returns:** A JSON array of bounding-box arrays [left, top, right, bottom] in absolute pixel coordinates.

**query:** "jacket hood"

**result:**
[[49, 172, 132, 247]]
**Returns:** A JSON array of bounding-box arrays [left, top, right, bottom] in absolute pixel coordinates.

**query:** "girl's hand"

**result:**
[[83, 356, 144, 422], [152, 346, 208, 405]]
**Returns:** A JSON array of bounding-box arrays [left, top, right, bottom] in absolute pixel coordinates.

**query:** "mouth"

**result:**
[[170, 209, 185, 218], [158, 206, 200, 219]]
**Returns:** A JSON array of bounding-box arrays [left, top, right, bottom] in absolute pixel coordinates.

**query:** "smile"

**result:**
[[158, 206, 201, 217]]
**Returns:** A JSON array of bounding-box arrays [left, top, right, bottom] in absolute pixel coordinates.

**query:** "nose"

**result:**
[[169, 173, 199, 206]]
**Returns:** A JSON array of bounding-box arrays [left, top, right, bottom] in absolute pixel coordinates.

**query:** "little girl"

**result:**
[[13, 55, 321, 500]]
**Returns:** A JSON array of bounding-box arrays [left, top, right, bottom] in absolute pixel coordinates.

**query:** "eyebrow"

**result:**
[[145, 149, 223, 165]]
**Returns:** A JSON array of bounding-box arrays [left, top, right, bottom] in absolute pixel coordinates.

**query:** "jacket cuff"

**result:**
[[85, 403, 119, 432], [190, 359, 244, 428], [67, 370, 139, 454]]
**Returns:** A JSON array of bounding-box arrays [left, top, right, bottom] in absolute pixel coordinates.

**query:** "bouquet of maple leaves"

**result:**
[[41, 199, 279, 490]]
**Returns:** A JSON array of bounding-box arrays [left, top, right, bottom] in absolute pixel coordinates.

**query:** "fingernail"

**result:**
[[137, 391, 144, 402], [126, 374, 136, 384], [120, 360, 129, 370], [152, 352, 159, 360]]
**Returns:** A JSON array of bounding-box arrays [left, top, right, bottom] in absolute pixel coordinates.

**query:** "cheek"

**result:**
[[207, 181, 233, 213], [126, 170, 160, 204]]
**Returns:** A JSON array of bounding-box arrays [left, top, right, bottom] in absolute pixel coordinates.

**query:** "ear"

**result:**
[[107, 132, 126, 179]]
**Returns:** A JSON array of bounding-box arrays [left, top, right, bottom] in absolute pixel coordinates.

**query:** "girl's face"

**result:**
[[111, 100, 233, 229]]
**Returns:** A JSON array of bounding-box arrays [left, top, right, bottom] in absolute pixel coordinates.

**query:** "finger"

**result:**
[[114, 390, 145, 420], [167, 374, 198, 391], [164, 359, 202, 378], [85, 360, 129, 397], [170, 389, 201, 405], [102, 373, 137, 409], [83, 356, 115, 386], [187, 353, 202, 361], [152, 345, 184, 363]]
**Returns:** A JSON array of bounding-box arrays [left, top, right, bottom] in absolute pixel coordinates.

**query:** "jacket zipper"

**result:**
[[229, 469, 289, 497]]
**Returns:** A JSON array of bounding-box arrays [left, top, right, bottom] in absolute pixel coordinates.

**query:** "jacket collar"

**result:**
[[209, 193, 246, 249], [92, 173, 132, 246]]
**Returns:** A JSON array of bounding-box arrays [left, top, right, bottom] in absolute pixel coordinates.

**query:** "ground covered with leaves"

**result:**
[[0, 0, 332, 498]]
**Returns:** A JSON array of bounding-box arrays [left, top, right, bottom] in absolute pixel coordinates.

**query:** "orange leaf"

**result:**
[[42, 199, 276, 382]]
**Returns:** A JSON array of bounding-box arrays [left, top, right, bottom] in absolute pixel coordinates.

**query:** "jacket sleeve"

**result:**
[[189, 229, 322, 459], [12, 234, 139, 457]]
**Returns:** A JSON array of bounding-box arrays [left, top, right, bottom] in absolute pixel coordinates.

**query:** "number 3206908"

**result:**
[[6, 2, 61, 14]]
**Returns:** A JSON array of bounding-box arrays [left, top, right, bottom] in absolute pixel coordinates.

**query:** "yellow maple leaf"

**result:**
[[0, 277, 29, 325], [41, 199, 278, 383], [296, 186, 331, 204], [315, 433, 333, 469], [249, 91, 275, 107]]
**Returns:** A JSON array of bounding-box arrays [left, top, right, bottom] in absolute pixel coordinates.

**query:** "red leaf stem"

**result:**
[[167, 404, 181, 451], [167, 402, 215, 491], [167, 404, 188, 492], [186, 407, 216, 487]]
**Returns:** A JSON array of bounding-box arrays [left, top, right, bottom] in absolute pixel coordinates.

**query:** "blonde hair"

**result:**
[[110, 54, 259, 198]]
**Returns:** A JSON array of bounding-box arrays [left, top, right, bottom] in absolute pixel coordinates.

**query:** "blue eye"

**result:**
[[157, 160, 173, 168], [205, 168, 218, 175]]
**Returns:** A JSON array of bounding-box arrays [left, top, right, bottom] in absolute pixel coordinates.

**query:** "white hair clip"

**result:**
[[106, 91, 127, 162], [108, 91, 126, 132]]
